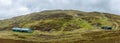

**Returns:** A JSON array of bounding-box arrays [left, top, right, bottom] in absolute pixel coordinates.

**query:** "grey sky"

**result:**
[[0, 0, 120, 20]]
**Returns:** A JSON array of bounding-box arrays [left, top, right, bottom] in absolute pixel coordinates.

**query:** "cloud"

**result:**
[[110, 0, 120, 14], [0, 0, 120, 20], [0, 0, 12, 5]]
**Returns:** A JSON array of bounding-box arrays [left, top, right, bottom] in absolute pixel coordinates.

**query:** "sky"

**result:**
[[0, 0, 120, 20]]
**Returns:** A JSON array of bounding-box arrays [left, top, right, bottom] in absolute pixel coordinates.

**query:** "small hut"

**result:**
[[101, 26, 112, 30], [12, 28, 34, 33]]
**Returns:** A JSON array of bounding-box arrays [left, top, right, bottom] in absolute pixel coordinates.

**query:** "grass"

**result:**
[[0, 28, 87, 42], [0, 29, 120, 43]]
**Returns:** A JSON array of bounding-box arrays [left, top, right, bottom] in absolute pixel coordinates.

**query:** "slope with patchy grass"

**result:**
[[0, 10, 119, 43], [0, 10, 120, 31]]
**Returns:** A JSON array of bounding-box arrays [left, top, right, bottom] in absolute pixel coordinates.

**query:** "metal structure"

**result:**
[[101, 26, 112, 30], [12, 28, 34, 33]]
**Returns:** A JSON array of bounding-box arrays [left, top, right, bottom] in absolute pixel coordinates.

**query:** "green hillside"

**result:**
[[0, 10, 120, 31], [0, 10, 120, 43]]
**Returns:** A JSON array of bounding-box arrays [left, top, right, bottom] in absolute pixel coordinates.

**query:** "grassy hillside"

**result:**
[[0, 10, 120, 43], [0, 10, 120, 31]]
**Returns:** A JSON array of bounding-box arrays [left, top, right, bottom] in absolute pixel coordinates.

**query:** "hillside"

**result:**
[[0, 10, 120, 31], [0, 10, 120, 43]]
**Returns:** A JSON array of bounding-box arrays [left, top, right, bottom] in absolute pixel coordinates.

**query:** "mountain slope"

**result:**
[[0, 10, 120, 31]]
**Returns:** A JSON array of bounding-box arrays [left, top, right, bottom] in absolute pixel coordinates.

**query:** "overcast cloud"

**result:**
[[0, 0, 120, 20]]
